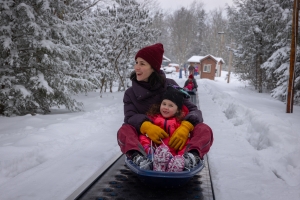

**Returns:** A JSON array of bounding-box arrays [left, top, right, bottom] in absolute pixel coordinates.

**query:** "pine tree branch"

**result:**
[[75, 0, 104, 17]]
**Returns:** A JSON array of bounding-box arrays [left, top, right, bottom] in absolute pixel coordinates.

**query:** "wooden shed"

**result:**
[[187, 55, 225, 80]]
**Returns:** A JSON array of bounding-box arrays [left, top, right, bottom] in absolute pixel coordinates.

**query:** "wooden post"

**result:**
[[218, 32, 225, 58], [286, 0, 299, 113]]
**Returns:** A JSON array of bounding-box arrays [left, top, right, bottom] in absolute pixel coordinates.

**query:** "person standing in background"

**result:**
[[188, 65, 195, 76]]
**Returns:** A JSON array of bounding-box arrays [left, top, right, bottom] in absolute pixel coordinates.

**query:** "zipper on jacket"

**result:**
[[164, 119, 170, 134]]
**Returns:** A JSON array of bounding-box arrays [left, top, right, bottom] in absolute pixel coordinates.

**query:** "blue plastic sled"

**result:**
[[125, 156, 204, 188]]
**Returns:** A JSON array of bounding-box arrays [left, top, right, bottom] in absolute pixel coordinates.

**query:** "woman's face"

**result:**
[[134, 57, 154, 82], [160, 99, 178, 118]]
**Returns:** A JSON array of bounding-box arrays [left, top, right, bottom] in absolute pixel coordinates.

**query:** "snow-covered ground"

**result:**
[[0, 71, 299, 200]]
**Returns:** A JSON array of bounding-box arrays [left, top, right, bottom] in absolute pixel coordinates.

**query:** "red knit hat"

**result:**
[[135, 43, 164, 72], [189, 74, 194, 79]]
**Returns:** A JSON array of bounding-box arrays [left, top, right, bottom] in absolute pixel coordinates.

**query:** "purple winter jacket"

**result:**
[[123, 72, 203, 132]]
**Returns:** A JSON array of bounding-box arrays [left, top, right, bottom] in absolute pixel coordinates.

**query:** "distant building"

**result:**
[[187, 55, 225, 80], [162, 55, 171, 66]]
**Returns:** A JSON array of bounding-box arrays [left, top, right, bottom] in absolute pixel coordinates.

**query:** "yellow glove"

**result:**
[[169, 121, 194, 150], [140, 121, 169, 144]]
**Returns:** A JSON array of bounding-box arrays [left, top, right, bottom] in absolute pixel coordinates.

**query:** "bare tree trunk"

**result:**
[[255, 55, 258, 90], [258, 55, 263, 93], [109, 79, 113, 93], [99, 76, 106, 98]]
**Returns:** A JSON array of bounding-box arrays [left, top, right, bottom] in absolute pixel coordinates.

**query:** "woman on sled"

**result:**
[[117, 43, 213, 172]]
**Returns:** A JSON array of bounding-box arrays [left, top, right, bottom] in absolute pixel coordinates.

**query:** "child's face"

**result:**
[[160, 99, 178, 118]]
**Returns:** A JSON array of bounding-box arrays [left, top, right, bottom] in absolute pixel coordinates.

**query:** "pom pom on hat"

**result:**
[[188, 74, 194, 79], [135, 43, 164, 72]]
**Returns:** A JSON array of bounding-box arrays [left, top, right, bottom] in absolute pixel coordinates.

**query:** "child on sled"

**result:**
[[138, 86, 199, 172], [184, 74, 198, 93]]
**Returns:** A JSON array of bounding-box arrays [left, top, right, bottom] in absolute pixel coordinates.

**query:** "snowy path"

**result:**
[[198, 78, 300, 200]]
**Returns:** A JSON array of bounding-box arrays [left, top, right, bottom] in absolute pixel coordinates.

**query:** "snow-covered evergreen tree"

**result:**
[[0, 0, 95, 116], [227, 0, 299, 103], [0, 0, 161, 116], [261, 0, 300, 104]]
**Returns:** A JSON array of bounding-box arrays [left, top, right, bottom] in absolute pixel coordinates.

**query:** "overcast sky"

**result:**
[[159, 0, 233, 12]]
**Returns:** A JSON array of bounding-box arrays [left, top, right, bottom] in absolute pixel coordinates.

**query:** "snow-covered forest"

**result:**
[[0, 0, 160, 116], [226, 0, 300, 104], [0, 0, 299, 117]]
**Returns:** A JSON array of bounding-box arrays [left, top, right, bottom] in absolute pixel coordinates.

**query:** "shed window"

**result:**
[[203, 64, 211, 73]]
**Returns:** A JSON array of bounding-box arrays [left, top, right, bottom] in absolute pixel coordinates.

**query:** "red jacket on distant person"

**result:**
[[184, 74, 198, 91], [185, 81, 194, 91]]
